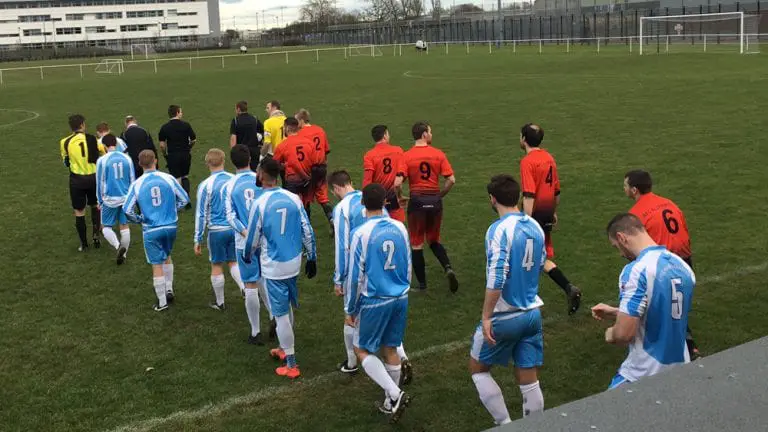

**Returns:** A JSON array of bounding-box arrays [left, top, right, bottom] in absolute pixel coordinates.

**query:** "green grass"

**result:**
[[1, 46, 767, 432]]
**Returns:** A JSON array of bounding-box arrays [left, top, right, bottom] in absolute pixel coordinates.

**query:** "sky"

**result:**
[[219, 0, 491, 30]]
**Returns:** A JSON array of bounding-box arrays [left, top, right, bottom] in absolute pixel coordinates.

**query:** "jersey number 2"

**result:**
[[671, 278, 684, 320], [382, 240, 397, 270], [313, 136, 321, 151], [522, 238, 535, 271]]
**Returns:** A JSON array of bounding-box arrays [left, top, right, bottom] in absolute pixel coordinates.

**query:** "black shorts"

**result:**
[[247, 145, 261, 171], [166, 152, 192, 178], [69, 174, 97, 210], [683, 256, 693, 269]]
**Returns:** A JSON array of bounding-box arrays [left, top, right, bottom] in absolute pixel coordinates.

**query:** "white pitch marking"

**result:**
[[0, 108, 40, 128], [109, 261, 768, 432]]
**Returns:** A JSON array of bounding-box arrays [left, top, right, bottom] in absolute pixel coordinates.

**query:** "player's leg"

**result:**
[[314, 179, 334, 234], [237, 248, 263, 345], [469, 323, 512, 425], [542, 233, 581, 314], [340, 288, 358, 373], [270, 277, 300, 377], [426, 209, 458, 293], [117, 208, 130, 264], [210, 264, 226, 310], [161, 228, 177, 303], [397, 344, 412, 386], [408, 210, 428, 291], [85, 177, 101, 248], [389, 207, 406, 223], [144, 230, 169, 311], [512, 309, 545, 417], [70, 179, 89, 251], [208, 231, 231, 309], [101, 206, 121, 251]]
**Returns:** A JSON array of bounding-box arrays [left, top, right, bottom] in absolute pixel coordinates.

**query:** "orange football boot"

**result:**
[[276, 365, 301, 378], [270, 348, 286, 361]]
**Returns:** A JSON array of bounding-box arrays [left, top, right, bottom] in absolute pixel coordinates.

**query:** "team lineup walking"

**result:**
[[62, 106, 698, 425]]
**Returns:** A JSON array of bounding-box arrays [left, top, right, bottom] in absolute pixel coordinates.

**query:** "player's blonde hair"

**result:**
[[295, 108, 311, 123], [138, 149, 156, 169], [205, 148, 226, 167]]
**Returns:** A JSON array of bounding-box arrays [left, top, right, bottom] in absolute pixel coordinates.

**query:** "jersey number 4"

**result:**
[[522, 238, 535, 271], [545, 166, 553, 186]]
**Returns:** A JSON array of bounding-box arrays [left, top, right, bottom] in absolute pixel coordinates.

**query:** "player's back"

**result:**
[[486, 213, 546, 314], [197, 171, 234, 228], [253, 188, 309, 277], [350, 217, 411, 298], [264, 114, 286, 150], [96, 151, 134, 207], [274, 135, 317, 183], [619, 246, 695, 381], [224, 171, 260, 248], [130, 171, 183, 228], [629, 193, 691, 259], [520, 149, 559, 223], [364, 143, 405, 191], [404, 145, 451, 195], [299, 124, 329, 160]]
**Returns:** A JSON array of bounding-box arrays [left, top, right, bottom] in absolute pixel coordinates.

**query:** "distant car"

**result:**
[[240, 45, 248, 54]]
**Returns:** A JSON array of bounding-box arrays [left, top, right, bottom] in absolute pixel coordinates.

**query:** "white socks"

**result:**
[[259, 281, 273, 319], [120, 228, 130, 251], [397, 344, 408, 361], [211, 274, 225, 306], [244, 287, 261, 337], [102, 227, 119, 250], [472, 372, 511, 425], [229, 265, 245, 293], [153, 276, 167, 307], [385, 363, 402, 388], [519, 381, 544, 418], [362, 355, 401, 400], [343, 324, 357, 367], [275, 313, 295, 356], [162, 263, 174, 294]]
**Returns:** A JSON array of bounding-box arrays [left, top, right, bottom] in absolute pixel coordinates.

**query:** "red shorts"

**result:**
[[313, 179, 329, 205], [407, 209, 442, 247], [545, 232, 554, 259], [388, 207, 406, 223]]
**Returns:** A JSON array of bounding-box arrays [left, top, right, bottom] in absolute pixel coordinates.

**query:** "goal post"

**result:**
[[130, 43, 157, 60], [95, 59, 124, 75], [640, 12, 759, 55], [347, 44, 383, 57]]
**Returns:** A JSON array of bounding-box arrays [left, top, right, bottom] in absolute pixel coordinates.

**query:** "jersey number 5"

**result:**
[[671, 278, 684, 320], [662, 209, 680, 234], [382, 240, 397, 270], [296, 146, 305, 161]]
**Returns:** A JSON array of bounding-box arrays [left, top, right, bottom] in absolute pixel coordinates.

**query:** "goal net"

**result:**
[[95, 59, 124, 75], [347, 45, 383, 57], [640, 12, 759, 55], [130, 43, 157, 60]]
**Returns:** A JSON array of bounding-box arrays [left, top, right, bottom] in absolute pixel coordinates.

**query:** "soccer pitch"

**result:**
[[1, 45, 767, 432]]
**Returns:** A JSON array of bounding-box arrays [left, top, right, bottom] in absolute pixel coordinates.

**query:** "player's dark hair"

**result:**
[[102, 134, 118, 148], [69, 114, 85, 132], [371, 125, 388, 142], [230, 144, 251, 169], [625, 170, 653, 194], [269, 100, 281, 110], [487, 174, 521, 207], [606, 213, 646, 239], [411, 121, 430, 141], [259, 157, 281, 182], [362, 183, 387, 211], [168, 105, 181, 118], [521, 123, 544, 147], [237, 101, 248, 112], [328, 170, 352, 187], [283, 117, 300, 134]]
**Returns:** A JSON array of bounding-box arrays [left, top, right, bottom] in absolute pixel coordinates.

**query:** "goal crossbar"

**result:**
[[640, 12, 752, 55]]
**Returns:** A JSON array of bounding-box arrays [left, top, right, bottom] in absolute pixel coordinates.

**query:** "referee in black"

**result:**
[[159, 104, 196, 209], [229, 100, 264, 171], [121, 115, 156, 178]]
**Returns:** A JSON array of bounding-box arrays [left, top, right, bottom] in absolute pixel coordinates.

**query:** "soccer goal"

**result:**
[[640, 12, 759, 55], [347, 44, 383, 57], [95, 59, 124, 75], [130, 43, 157, 60]]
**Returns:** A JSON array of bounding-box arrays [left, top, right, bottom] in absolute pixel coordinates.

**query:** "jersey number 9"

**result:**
[[150, 186, 162, 207]]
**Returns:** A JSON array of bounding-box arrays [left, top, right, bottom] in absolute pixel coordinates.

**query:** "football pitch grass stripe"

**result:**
[[109, 261, 768, 432]]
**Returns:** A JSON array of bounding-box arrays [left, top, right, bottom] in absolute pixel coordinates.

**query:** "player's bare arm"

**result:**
[[591, 303, 618, 321], [606, 312, 639, 346], [159, 140, 167, 156], [229, 134, 237, 148], [481, 289, 502, 345], [522, 196, 535, 216], [440, 175, 456, 198]]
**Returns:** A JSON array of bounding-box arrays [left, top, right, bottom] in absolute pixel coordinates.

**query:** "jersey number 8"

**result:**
[[244, 189, 255, 210]]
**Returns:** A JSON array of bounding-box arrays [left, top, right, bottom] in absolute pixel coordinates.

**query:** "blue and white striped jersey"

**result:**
[[617, 245, 696, 382], [243, 187, 316, 280], [344, 216, 411, 316], [124, 170, 189, 229], [99, 136, 128, 153], [485, 212, 546, 316], [95, 149, 135, 208], [332, 190, 367, 286], [222, 170, 260, 250], [194, 170, 235, 245]]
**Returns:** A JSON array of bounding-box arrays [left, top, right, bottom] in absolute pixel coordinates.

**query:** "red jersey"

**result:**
[[273, 134, 319, 184], [629, 193, 692, 259], [363, 142, 407, 191], [520, 149, 560, 226], [298, 124, 330, 163], [403, 144, 453, 195]]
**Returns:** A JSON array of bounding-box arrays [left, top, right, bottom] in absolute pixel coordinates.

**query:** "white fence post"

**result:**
[[40, 66, 43, 80], [79, 64, 83, 79], [539, 39, 542, 54], [704, 34, 707, 52], [316, 49, 319, 62], [0, 69, 4, 86], [254, 53, 258, 64], [189, 57, 192, 71], [285, 52, 289, 64], [597, 37, 601, 53], [629, 37, 633, 54], [488, 40, 492, 54], [445, 42, 448, 54], [399, 44, 402, 56], [153, 59, 157, 73], [513, 40, 516, 53], [221, 56, 225, 68], [466, 41, 469, 54], [666, 36, 669, 54], [567, 38, 570, 53]]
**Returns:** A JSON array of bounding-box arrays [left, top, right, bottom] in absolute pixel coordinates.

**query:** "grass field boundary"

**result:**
[[0, 108, 39, 128], [0, 32, 764, 87], [108, 260, 768, 432]]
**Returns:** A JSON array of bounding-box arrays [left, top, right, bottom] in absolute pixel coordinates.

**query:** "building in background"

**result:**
[[0, 0, 220, 49]]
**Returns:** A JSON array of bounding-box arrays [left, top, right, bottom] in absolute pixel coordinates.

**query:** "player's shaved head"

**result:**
[[138, 149, 157, 169], [295, 108, 311, 123], [230, 144, 251, 169], [487, 174, 521, 207], [371, 125, 389, 142], [521, 123, 544, 147], [102, 134, 118, 148], [625, 170, 653, 194], [205, 148, 226, 168], [412, 122, 431, 141], [328, 170, 353, 187], [362, 183, 386, 211], [125, 115, 137, 125], [283, 118, 300, 135], [606, 213, 647, 240], [259, 157, 281, 183], [69, 114, 85, 132]]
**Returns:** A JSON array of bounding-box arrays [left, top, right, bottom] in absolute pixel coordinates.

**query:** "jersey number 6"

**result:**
[[662, 209, 679, 234]]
